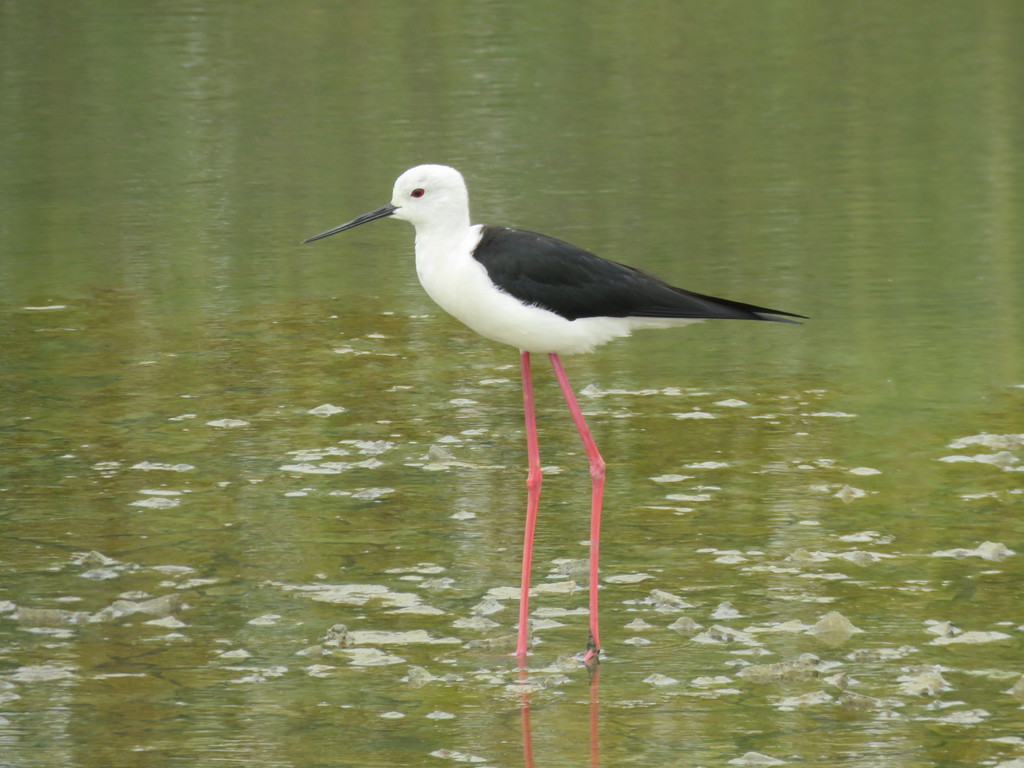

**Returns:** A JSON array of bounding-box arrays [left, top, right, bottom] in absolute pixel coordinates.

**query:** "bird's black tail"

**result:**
[[637, 285, 807, 324], [753, 309, 806, 324]]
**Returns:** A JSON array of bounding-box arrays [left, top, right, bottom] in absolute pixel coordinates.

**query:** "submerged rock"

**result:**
[[9, 665, 76, 683], [948, 433, 1024, 451], [667, 616, 703, 635], [308, 403, 346, 417], [452, 616, 499, 631], [470, 598, 505, 616], [1008, 674, 1024, 704], [924, 620, 960, 638], [930, 630, 1012, 646], [91, 594, 182, 622], [846, 646, 916, 663], [974, 541, 1016, 560], [929, 708, 989, 725], [206, 418, 249, 428], [338, 647, 405, 666], [834, 485, 866, 503], [692, 675, 734, 688], [737, 653, 827, 683], [693, 625, 759, 646], [837, 691, 898, 711], [932, 541, 1015, 561], [897, 666, 952, 696], [840, 550, 880, 566], [404, 666, 438, 687], [322, 623, 349, 647], [15, 608, 89, 627], [305, 664, 336, 678], [728, 751, 787, 766], [643, 588, 693, 611], [465, 634, 520, 654], [808, 611, 863, 645], [644, 673, 679, 687], [711, 601, 743, 619], [772, 690, 833, 709], [73, 551, 118, 567], [347, 629, 460, 646], [937, 451, 1020, 469], [787, 548, 829, 564]]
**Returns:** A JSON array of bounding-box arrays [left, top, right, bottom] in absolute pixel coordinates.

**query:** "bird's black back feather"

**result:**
[[472, 226, 805, 323]]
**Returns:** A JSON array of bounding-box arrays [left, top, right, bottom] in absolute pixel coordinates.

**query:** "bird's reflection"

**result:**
[[517, 660, 600, 767]]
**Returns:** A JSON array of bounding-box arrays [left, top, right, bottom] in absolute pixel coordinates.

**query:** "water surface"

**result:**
[[2, 2, 1022, 766]]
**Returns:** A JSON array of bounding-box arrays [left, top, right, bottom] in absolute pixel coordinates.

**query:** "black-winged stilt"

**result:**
[[304, 164, 804, 664]]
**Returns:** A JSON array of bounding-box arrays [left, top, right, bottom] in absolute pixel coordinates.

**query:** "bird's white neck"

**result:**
[[414, 218, 478, 264], [413, 222, 484, 313]]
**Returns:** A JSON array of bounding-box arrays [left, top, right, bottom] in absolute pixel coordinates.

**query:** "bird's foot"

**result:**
[[578, 631, 600, 666]]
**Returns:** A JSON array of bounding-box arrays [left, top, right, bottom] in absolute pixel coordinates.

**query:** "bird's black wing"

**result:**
[[473, 226, 805, 323]]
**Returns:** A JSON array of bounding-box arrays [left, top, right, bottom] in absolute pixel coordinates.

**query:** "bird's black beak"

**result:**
[[302, 204, 398, 244]]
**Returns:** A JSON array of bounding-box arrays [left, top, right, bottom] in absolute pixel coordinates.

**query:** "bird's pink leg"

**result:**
[[517, 351, 542, 660], [549, 353, 605, 662]]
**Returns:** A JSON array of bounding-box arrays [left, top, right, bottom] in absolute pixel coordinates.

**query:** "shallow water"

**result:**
[[2, 2, 1023, 766]]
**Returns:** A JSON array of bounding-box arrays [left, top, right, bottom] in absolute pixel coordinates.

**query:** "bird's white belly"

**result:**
[[414, 229, 695, 355]]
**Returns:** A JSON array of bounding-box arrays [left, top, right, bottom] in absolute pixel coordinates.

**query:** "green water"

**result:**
[[2, 2, 1022, 766]]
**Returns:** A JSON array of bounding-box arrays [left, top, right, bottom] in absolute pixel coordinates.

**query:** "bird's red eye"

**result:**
[[411, 188, 425, 198]]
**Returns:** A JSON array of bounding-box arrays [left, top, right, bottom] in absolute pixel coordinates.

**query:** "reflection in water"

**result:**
[[518, 661, 601, 768], [519, 665, 537, 768], [588, 665, 600, 768]]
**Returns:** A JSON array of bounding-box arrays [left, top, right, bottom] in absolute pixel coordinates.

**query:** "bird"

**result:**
[[304, 164, 804, 664]]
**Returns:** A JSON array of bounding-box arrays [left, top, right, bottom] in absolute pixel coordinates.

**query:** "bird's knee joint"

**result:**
[[527, 469, 543, 491]]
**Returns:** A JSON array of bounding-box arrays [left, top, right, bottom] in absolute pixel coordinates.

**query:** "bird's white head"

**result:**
[[389, 164, 471, 233], [303, 164, 472, 245]]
